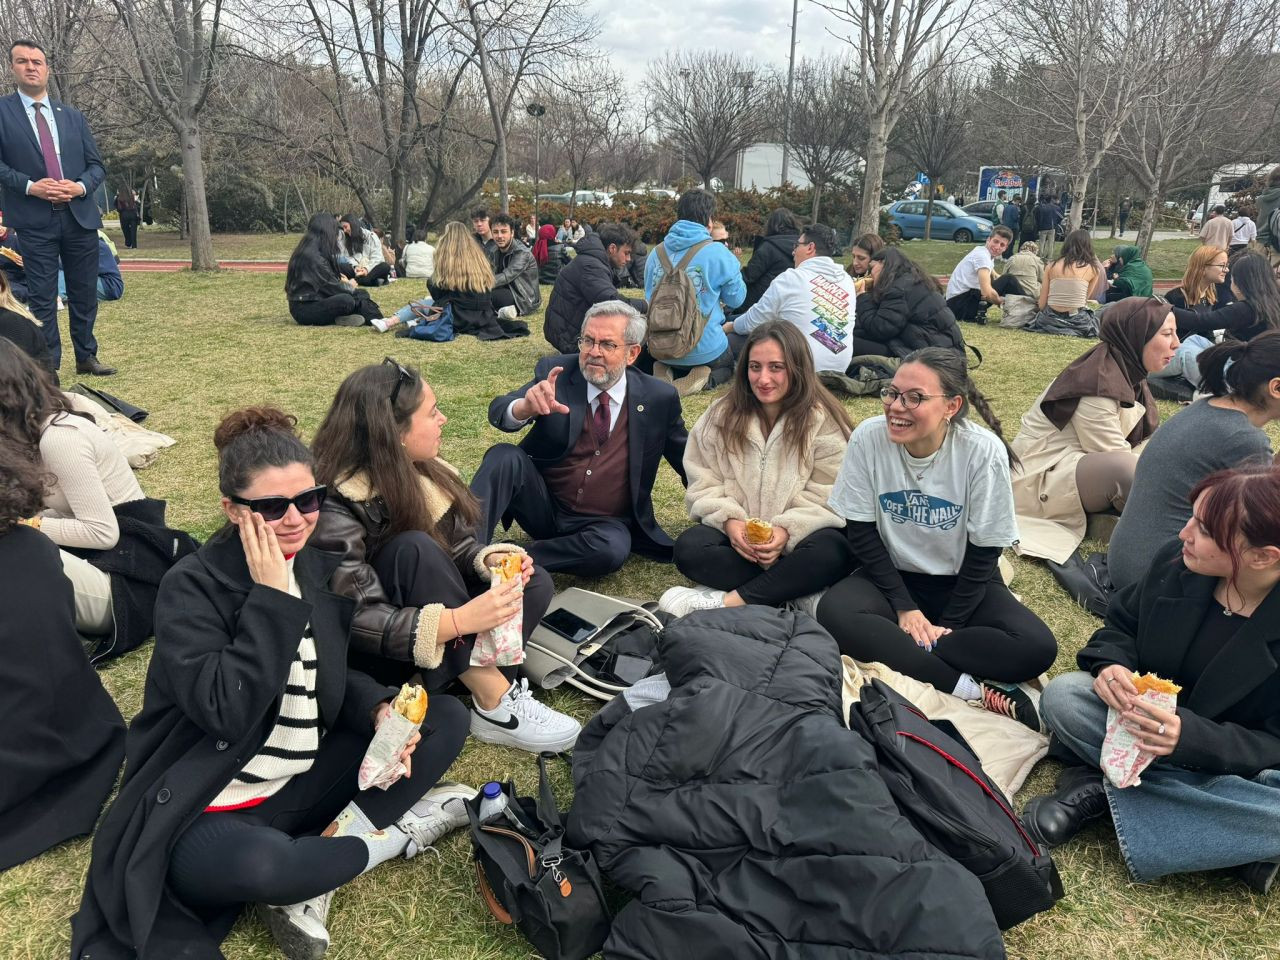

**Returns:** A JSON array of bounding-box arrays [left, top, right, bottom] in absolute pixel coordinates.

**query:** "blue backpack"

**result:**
[[408, 302, 454, 342]]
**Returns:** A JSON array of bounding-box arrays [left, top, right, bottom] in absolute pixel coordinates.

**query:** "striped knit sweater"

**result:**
[[207, 560, 322, 811]]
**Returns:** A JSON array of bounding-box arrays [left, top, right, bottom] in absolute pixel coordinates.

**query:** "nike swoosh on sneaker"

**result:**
[[476, 712, 520, 730]]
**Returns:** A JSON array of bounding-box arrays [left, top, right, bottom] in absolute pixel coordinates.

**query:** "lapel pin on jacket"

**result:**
[[636, 404, 644, 412]]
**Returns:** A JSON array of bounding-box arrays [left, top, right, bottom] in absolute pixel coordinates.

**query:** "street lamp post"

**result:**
[[526, 102, 546, 225], [780, 0, 798, 186], [679, 68, 690, 181]]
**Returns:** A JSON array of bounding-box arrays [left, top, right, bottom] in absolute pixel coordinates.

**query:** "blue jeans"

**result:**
[[1041, 671, 1280, 881], [395, 297, 433, 324], [1148, 334, 1213, 386]]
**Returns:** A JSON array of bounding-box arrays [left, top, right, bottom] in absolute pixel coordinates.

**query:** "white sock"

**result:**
[[326, 802, 409, 872], [952, 673, 982, 701], [473, 682, 517, 719]]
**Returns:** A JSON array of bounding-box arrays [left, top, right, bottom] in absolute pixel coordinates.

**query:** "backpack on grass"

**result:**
[[848, 678, 1064, 930], [646, 239, 712, 361]]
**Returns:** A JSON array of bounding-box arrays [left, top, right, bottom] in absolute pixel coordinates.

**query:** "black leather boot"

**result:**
[[1238, 860, 1280, 895], [1022, 766, 1108, 849]]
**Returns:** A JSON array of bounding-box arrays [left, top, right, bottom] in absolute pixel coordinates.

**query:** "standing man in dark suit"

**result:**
[[0, 40, 113, 375], [472, 300, 688, 576]]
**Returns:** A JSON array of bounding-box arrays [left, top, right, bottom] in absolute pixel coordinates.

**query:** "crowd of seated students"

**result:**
[[285, 212, 385, 327], [13, 193, 1280, 960], [337, 214, 392, 287]]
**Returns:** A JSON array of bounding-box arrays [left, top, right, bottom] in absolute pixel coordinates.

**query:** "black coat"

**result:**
[[0, 525, 125, 871], [0, 307, 52, 373], [1078, 540, 1280, 777], [544, 234, 646, 354], [70, 531, 393, 960], [537, 243, 569, 285], [487, 355, 688, 559], [67, 497, 198, 663], [567, 607, 1006, 959], [285, 247, 348, 302], [738, 233, 798, 312], [855, 275, 966, 357], [427, 281, 529, 340]]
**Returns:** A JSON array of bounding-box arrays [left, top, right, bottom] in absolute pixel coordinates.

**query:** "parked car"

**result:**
[[884, 200, 994, 242], [537, 190, 613, 208]]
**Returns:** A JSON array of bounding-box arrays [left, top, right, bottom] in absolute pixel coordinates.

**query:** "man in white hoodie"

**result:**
[[726, 222, 854, 373]]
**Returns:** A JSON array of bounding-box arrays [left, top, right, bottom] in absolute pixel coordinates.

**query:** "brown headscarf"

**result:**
[[1038, 296, 1167, 446]]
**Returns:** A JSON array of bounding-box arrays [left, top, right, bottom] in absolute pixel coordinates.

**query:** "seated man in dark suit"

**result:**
[[472, 299, 688, 576]]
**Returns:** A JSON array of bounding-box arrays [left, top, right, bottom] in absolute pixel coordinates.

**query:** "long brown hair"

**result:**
[[714, 321, 852, 461], [1179, 244, 1228, 306], [0, 269, 36, 324], [312, 361, 480, 548], [0, 337, 79, 448]]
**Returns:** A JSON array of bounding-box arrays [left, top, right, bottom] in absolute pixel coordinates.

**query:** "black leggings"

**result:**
[[167, 695, 468, 908], [350, 531, 554, 690], [673, 524, 853, 606], [289, 292, 383, 326], [338, 261, 392, 286], [815, 568, 1056, 690]]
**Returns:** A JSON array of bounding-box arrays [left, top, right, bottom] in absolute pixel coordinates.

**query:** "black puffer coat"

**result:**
[[544, 234, 646, 354], [855, 275, 966, 357], [567, 607, 1006, 960], [739, 233, 798, 312]]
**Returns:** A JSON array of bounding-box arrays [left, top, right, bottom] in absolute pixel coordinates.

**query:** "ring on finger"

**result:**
[[1157, 722, 1166, 736], [1106, 677, 1116, 684]]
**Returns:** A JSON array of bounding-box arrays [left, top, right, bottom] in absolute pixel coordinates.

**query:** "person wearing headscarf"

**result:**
[[1010, 298, 1180, 563], [533, 223, 567, 285], [1104, 244, 1154, 300]]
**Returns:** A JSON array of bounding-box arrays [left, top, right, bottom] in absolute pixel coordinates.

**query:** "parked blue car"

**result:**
[[883, 200, 994, 242]]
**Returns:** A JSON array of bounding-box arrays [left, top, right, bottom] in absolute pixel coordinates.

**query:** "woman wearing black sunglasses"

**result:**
[[72, 406, 472, 960], [311, 358, 580, 755], [816, 347, 1056, 731]]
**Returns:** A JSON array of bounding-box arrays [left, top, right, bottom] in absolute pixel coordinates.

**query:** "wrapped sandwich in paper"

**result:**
[[471, 553, 525, 668], [358, 684, 427, 791], [1101, 673, 1181, 789]]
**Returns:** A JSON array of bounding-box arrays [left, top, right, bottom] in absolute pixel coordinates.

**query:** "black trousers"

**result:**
[[673, 524, 853, 606], [120, 216, 139, 248], [27, 207, 99, 366], [356, 262, 392, 286], [946, 274, 1025, 322], [491, 285, 518, 312], [470, 443, 634, 576], [851, 335, 893, 357], [289, 292, 382, 327], [815, 568, 1056, 690], [166, 695, 468, 908], [349, 531, 554, 690]]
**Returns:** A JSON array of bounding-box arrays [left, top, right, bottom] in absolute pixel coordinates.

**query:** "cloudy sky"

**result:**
[[591, 0, 850, 69]]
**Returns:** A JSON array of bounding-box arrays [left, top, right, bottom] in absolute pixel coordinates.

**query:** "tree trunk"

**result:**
[[924, 194, 935, 241], [389, 166, 407, 247], [858, 117, 889, 236], [1135, 173, 1164, 258], [468, 3, 508, 214], [811, 179, 824, 222], [179, 121, 217, 269], [1068, 171, 1090, 230]]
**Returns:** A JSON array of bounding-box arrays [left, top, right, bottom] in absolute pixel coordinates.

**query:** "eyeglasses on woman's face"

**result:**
[[880, 386, 947, 410]]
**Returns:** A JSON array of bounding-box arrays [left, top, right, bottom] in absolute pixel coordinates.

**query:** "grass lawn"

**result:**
[[112, 228, 1201, 281], [4, 271, 1277, 960]]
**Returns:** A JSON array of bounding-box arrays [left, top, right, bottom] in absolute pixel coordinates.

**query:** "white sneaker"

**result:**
[[257, 891, 333, 960], [470, 679, 581, 753], [786, 590, 825, 619], [395, 781, 475, 859], [370, 316, 402, 333], [497, 304, 519, 320], [658, 585, 726, 618]]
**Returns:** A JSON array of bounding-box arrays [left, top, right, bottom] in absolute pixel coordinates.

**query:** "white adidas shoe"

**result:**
[[658, 585, 726, 618], [396, 781, 475, 858], [497, 304, 519, 321], [257, 890, 333, 960], [470, 679, 581, 753]]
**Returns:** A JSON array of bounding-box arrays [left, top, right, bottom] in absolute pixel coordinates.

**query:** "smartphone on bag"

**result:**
[[540, 608, 597, 645]]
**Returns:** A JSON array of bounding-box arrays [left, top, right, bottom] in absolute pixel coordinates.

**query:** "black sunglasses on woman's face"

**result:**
[[229, 485, 327, 521]]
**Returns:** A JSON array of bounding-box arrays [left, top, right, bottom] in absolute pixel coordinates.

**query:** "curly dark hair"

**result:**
[[0, 434, 47, 529], [0, 337, 78, 448]]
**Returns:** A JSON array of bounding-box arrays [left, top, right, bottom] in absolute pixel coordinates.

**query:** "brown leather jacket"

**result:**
[[310, 469, 512, 667]]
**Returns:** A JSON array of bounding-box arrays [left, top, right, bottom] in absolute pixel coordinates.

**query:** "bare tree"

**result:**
[[646, 50, 773, 186], [823, 0, 980, 234], [993, 0, 1164, 230], [1114, 0, 1280, 253], [783, 55, 864, 221], [896, 58, 976, 238], [544, 66, 624, 214], [110, 0, 223, 268]]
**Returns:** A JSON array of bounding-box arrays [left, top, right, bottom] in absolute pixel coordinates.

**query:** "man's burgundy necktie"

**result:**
[[33, 102, 63, 180], [593, 393, 610, 446]]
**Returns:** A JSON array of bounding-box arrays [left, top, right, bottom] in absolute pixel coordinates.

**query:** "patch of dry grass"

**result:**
[[2, 271, 1277, 959]]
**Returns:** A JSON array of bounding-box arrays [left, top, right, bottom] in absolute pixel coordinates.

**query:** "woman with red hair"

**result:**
[[1025, 463, 1280, 893]]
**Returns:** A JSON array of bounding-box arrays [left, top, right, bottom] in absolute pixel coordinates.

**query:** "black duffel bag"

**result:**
[[466, 754, 611, 960], [849, 678, 1064, 930]]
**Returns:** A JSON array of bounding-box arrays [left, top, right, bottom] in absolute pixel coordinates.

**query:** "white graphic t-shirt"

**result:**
[[828, 415, 1019, 575]]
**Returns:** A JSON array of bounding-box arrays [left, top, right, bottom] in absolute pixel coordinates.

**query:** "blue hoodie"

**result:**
[[644, 219, 747, 367]]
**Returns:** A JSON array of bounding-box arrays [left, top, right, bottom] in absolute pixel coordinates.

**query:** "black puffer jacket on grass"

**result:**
[[567, 606, 1007, 960], [855, 275, 966, 358]]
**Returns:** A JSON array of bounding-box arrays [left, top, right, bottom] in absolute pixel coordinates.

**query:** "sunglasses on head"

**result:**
[[229, 485, 327, 521], [382, 356, 413, 406]]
